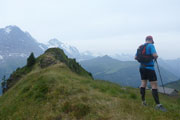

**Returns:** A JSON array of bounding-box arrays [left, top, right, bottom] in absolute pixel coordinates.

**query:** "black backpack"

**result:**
[[136, 43, 154, 63]]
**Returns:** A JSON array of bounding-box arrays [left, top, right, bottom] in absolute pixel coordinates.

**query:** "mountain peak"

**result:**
[[48, 38, 63, 47], [47, 38, 81, 59], [0, 25, 20, 34], [5, 25, 19, 29], [101, 55, 112, 59], [39, 48, 93, 78], [0, 25, 44, 56], [97, 55, 117, 61], [4, 25, 22, 33], [44, 48, 68, 62]]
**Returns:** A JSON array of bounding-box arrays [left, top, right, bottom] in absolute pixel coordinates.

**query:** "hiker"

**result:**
[[135, 36, 167, 112]]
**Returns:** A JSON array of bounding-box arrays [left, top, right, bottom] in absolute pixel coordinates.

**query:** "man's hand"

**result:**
[[153, 53, 158, 60]]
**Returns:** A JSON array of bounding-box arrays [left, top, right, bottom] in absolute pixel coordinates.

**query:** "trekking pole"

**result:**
[[155, 59, 166, 94]]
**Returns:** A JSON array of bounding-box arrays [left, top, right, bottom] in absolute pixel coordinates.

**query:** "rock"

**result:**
[[39, 56, 57, 68]]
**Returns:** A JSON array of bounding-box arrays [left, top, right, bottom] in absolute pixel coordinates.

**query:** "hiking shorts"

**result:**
[[139, 68, 157, 82]]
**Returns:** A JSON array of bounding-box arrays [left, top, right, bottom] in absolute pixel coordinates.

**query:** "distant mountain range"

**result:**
[[111, 55, 180, 79], [0, 25, 94, 63], [158, 58, 180, 78], [80, 55, 178, 88]]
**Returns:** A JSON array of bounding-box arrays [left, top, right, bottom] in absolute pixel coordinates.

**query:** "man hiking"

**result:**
[[135, 36, 166, 112]]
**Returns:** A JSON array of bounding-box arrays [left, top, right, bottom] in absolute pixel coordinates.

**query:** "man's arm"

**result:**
[[135, 51, 138, 60], [151, 44, 158, 59], [134, 56, 138, 60]]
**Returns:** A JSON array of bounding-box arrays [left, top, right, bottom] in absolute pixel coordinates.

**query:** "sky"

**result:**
[[0, 0, 180, 59]]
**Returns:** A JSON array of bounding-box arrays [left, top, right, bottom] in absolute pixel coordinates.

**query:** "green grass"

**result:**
[[0, 63, 180, 120]]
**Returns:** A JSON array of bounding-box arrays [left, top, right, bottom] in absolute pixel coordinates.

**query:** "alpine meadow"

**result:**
[[1, 0, 180, 120]]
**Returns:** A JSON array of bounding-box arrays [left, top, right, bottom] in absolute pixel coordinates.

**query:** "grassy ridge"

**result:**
[[0, 63, 180, 120], [3, 48, 92, 94]]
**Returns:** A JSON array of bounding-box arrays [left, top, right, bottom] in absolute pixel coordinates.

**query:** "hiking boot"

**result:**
[[155, 104, 167, 112], [142, 101, 147, 106]]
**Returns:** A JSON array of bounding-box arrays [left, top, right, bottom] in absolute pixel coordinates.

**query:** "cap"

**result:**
[[146, 36, 153, 41], [146, 35, 154, 44]]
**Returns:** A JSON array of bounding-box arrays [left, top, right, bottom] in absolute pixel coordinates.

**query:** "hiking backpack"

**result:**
[[136, 43, 154, 63]]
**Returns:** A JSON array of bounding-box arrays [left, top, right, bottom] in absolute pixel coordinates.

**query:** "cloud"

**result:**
[[0, 0, 179, 59]]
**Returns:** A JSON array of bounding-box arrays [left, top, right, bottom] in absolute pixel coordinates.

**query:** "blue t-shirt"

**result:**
[[136, 43, 157, 70]]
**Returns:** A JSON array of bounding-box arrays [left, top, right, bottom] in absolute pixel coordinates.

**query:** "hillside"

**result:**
[[80, 56, 178, 87], [165, 79, 180, 91], [0, 26, 94, 94], [0, 48, 180, 120]]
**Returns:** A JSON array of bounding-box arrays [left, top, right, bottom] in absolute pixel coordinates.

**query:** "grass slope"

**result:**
[[165, 79, 180, 91], [0, 64, 180, 119]]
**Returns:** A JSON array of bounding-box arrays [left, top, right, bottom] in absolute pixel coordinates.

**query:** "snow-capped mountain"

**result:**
[[0, 25, 94, 93], [0, 25, 94, 65], [47, 39, 81, 59], [0, 25, 45, 56], [46, 38, 95, 61]]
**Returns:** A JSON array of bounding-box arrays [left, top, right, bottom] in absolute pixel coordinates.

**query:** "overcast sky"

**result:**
[[0, 0, 180, 59]]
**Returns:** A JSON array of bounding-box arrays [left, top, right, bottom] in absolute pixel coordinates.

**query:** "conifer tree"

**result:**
[[27, 52, 36, 67], [1, 75, 7, 93]]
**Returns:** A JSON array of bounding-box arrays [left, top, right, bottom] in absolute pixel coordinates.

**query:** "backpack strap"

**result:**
[[139, 43, 149, 55]]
